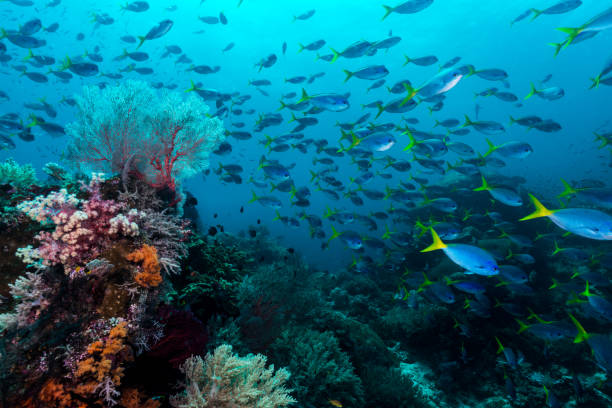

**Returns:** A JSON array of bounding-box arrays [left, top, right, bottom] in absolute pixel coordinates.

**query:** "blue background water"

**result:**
[[0, 0, 610, 270]]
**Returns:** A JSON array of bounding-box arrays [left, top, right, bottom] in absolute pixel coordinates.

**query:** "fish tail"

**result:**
[[329, 225, 341, 241], [277, 100, 286, 111], [515, 319, 530, 334], [508, 116, 516, 126], [474, 174, 490, 192], [557, 178, 576, 198], [556, 27, 582, 48], [403, 55, 411, 66], [519, 193, 555, 221], [297, 88, 309, 103], [375, 103, 385, 119], [297, 43, 304, 53], [483, 138, 497, 157], [136, 36, 146, 49], [0, 28, 6, 40], [551, 240, 563, 256], [22, 49, 34, 62], [420, 227, 447, 252], [329, 47, 340, 63], [462, 114, 472, 127], [342, 69, 353, 83], [580, 281, 591, 298], [547, 42, 564, 57], [381, 5, 393, 21], [288, 113, 297, 123], [402, 132, 417, 151], [248, 190, 259, 203], [588, 75, 600, 90], [568, 313, 590, 343], [185, 80, 198, 93], [494, 336, 504, 354], [524, 83, 537, 100], [530, 8, 542, 21], [272, 210, 281, 221], [399, 83, 417, 107]]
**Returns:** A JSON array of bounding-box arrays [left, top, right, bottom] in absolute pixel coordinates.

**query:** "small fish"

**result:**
[[520, 194, 612, 240], [421, 227, 499, 276], [343, 65, 389, 82], [382, 0, 434, 20], [137, 19, 173, 48], [524, 84, 564, 100]]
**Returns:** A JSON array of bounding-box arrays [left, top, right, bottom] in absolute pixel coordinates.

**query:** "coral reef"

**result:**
[[170, 344, 295, 408]]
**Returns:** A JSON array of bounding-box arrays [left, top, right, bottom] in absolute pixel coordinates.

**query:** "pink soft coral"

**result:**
[[17, 174, 140, 271]]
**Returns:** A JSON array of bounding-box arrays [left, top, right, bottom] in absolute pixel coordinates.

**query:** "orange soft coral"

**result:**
[[120, 388, 161, 408], [126, 244, 163, 288], [73, 321, 132, 400]]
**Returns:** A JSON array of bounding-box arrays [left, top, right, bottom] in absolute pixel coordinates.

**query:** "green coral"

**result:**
[[0, 158, 37, 189], [271, 326, 365, 408]]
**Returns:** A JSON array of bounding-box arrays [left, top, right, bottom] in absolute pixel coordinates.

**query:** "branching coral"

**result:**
[[171, 344, 296, 408], [127, 244, 163, 288]]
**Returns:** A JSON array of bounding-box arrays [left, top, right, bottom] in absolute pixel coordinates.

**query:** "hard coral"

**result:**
[[127, 244, 163, 288]]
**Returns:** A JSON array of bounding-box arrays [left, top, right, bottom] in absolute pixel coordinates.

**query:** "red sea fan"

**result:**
[[64, 81, 224, 203]]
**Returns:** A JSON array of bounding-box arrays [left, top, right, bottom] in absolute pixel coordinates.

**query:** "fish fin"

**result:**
[[547, 41, 564, 57], [185, 80, 198, 93], [519, 194, 555, 221], [375, 102, 385, 119], [248, 190, 259, 203], [272, 210, 281, 221], [342, 69, 353, 83], [568, 313, 590, 343], [588, 76, 600, 90], [328, 225, 341, 241], [556, 27, 582, 48], [136, 36, 146, 49], [483, 138, 497, 157], [381, 5, 393, 21], [403, 55, 411, 66], [580, 281, 591, 298], [329, 47, 340, 63], [462, 114, 472, 127], [421, 227, 447, 252], [524, 83, 537, 100], [473, 174, 489, 192], [277, 100, 287, 111], [402, 131, 417, 151], [494, 336, 504, 354], [297, 88, 309, 103], [557, 178, 576, 198], [515, 319, 530, 334], [530, 8, 542, 21], [399, 84, 417, 106], [297, 43, 304, 53]]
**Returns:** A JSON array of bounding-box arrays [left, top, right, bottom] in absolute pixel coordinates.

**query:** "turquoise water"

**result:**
[[1, 1, 612, 406]]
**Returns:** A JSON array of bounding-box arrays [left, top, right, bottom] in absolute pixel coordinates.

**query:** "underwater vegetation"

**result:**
[[0, 0, 612, 408]]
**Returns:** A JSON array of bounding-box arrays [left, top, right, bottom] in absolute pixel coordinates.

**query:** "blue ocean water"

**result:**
[[1, 1, 612, 407], [1, 1, 610, 269]]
